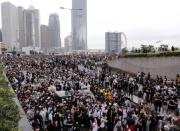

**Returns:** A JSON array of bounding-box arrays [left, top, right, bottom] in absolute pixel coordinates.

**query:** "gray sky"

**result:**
[[1, 0, 180, 49]]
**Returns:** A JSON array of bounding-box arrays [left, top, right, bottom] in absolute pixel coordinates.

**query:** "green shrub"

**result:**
[[0, 88, 19, 130], [0, 64, 19, 130]]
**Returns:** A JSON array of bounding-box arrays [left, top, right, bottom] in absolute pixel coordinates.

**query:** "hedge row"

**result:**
[[125, 50, 180, 58], [0, 64, 20, 131], [0, 73, 8, 83]]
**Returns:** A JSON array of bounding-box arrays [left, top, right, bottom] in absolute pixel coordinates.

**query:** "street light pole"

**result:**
[[60, 7, 83, 11]]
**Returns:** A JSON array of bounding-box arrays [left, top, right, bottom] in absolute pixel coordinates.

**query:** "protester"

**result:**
[[1, 54, 180, 131]]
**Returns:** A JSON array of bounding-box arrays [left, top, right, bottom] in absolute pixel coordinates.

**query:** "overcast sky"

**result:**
[[0, 0, 180, 49]]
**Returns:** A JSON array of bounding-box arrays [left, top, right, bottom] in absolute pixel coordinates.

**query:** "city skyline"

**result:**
[[1, 2, 41, 50], [0, 0, 180, 49]]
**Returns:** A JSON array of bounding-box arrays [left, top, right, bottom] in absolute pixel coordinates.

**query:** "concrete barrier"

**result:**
[[108, 56, 180, 80]]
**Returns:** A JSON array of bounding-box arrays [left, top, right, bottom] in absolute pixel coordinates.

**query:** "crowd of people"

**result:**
[[1, 54, 180, 131]]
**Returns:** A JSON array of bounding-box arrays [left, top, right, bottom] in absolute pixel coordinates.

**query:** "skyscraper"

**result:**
[[71, 0, 87, 51], [41, 25, 49, 52], [24, 6, 41, 47], [105, 32, 122, 54], [0, 29, 2, 42], [17, 6, 25, 49], [1, 2, 19, 50], [48, 14, 61, 48]]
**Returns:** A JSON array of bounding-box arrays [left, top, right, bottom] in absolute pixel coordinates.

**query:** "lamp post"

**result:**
[[60, 7, 83, 11]]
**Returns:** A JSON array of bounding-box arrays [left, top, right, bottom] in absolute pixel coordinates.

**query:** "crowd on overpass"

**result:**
[[1, 54, 180, 131]]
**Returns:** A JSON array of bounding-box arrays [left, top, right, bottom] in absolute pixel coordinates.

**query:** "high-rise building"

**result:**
[[71, 0, 87, 51], [24, 6, 41, 47], [64, 35, 72, 52], [0, 29, 2, 42], [1, 2, 19, 50], [41, 25, 49, 52], [48, 14, 61, 48], [105, 32, 122, 54], [17, 6, 26, 49]]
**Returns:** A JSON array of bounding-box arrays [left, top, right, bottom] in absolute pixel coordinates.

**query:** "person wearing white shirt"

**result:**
[[138, 84, 143, 92], [114, 119, 122, 131], [92, 118, 99, 131], [48, 112, 53, 124], [97, 109, 103, 119], [93, 109, 98, 118], [156, 85, 160, 91], [102, 106, 108, 114], [40, 108, 47, 129], [100, 116, 108, 130]]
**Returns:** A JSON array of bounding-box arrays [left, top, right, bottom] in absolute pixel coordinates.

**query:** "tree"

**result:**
[[137, 49, 141, 53], [159, 45, 168, 52], [147, 45, 155, 52], [171, 46, 175, 51], [175, 47, 179, 50], [141, 45, 148, 53], [121, 48, 128, 55], [130, 47, 136, 53]]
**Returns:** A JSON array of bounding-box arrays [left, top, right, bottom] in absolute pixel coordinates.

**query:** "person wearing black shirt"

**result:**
[[129, 83, 134, 97], [53, 121, 61, 131], [149, 116, 157, 131], [107, 107, 116, 131], [46, 121, 54, 131], [125, 114, 135, 131], [33, 112, 43, 130]]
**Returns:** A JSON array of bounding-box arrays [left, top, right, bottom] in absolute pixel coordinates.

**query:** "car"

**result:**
[[54, 91, 71, 98], [78, 87, 94, 98]]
